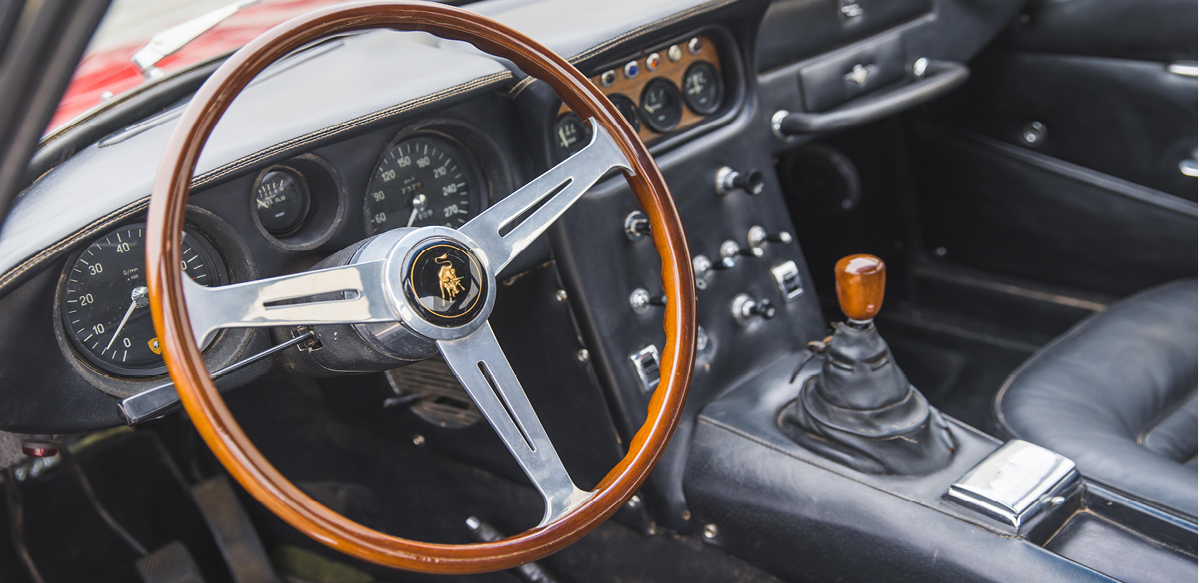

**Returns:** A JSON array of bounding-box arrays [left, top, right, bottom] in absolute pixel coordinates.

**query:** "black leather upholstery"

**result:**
[[996, 279, 1198, 517]]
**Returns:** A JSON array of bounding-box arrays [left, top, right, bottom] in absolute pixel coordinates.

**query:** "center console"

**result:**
[[681, 255, 1197, 583]]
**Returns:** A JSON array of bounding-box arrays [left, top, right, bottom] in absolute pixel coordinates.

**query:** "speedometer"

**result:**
[[364, 135, 485, 235], [60, 223, 226, 377]]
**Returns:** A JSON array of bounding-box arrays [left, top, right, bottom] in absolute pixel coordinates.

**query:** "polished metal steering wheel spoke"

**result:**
[[438, 321, 592, 526], [183, 260, 395, 345], [459, 119, 632, 273]]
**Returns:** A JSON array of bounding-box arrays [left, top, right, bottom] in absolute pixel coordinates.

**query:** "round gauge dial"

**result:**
[[682, 61, 723, 115], [254, 167, 310, 234], [639, 78, 683, 133], [61, 224, 225, 376], [364, 135, 485, 235], [553, 112, 592, 159], [608, 93, 641, 133]]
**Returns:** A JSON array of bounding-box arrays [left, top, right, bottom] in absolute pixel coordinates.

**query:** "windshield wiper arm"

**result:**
[[130, 0, 259, 78]]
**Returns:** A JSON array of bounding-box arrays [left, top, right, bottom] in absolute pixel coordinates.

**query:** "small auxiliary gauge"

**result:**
[[639, 78, 683, 133], [608, 93, 641, 133], [553, 112, 593, 158], [255, 167, 310, 234], [683, 61, 723, 115]]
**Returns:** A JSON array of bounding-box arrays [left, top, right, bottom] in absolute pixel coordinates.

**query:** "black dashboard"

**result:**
[[0, 0, 1023, 530]]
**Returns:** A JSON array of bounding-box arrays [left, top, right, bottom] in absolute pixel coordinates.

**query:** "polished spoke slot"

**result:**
[[183, 260, 395, 344], [479, 361, 536, 452], [439, 322, 592, 525], [460, 119, 632, 273], [496, 179, 571, 238]]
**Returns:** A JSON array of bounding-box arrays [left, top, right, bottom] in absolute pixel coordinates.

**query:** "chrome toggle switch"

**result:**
[[624, 210, 652, 241], [715, 166, 765, 196], [732, 293, 776, 325], [629, 287, 667, 314], [747, 225, 793, 250]]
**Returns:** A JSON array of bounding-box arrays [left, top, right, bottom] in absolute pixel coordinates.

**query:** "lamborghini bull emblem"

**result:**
[[409, 242, 486, 326], [435, 253, 465, 301]]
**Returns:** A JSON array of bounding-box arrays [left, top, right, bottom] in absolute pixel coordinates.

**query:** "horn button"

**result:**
[[403, 239, 488, 328]]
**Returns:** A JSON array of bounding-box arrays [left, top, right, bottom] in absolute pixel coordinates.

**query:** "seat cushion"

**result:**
[[995, 279, 1198, 517]]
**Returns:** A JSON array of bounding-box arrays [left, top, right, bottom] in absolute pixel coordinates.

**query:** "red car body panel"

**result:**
[[49, 0, 345, 133]]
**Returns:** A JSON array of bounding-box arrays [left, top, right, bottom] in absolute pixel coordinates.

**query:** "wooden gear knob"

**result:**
[[834, 254, 886, 322]]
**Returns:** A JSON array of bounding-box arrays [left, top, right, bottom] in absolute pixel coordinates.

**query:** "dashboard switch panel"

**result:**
[[772, 260, 804, 301], [629, 345, 662, 393]]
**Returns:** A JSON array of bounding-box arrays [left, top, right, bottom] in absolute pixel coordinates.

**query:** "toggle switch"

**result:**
[[693, 255, 714, 289], [625, 210, 652, 241], [732, 293, 777, 325], [630, 288, 667, 314], [720, 239, 761, 266], [747, 225, 793, 250], [715, 166, 765, 196]]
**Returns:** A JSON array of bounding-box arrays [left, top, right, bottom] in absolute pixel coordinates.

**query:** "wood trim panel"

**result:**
[[556, 34, 722, 144]]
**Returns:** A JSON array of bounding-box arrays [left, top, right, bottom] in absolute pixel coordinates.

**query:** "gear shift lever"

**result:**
[[780, 254, 955, 475], [835, 253, 885, 326]]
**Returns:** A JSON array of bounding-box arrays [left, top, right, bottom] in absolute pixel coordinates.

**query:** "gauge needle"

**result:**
[[105, 300, 137, 353], [104, 286, 149, 353], [406, 206, 420, 228]]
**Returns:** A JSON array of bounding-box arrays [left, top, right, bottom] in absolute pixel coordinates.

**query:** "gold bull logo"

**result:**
[[435, 253, 465, 301]]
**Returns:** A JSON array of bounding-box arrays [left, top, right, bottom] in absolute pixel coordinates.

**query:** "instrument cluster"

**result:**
[[553, 33, 726, 160], [55, 121, 502, 383], [49, 33, 724, 386]]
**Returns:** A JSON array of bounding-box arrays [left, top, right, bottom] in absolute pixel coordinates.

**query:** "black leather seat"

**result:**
[[995, 279, 1198, 517]]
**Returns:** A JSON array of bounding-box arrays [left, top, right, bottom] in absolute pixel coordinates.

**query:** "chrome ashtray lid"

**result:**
[[947, 440, 1079, 529]]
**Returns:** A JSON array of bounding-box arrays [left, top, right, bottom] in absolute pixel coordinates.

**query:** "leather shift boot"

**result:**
[[780, 322, 956, 475]]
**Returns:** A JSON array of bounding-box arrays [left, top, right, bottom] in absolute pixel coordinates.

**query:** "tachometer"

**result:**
[[61, 224, 225, 376], [364, 135, 485, 235]]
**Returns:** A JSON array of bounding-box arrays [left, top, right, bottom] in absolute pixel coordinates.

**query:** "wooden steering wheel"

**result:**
[[145, 1, 696, 574]]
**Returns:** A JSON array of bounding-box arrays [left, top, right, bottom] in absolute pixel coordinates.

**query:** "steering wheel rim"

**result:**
[[146, 0, 695, 575]]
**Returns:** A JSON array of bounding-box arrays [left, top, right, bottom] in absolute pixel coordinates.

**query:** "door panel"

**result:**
[[912, 127, 1197, 297], [909, 0, 1197, 296]]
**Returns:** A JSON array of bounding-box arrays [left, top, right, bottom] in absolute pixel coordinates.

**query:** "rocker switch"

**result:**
[[629, 345, 661, 393], [771, 260, 804, 301]]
